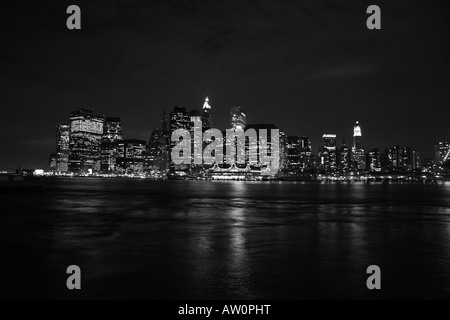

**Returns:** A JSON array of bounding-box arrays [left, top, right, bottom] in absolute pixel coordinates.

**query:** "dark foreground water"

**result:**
[[1, 178, 450, 299]]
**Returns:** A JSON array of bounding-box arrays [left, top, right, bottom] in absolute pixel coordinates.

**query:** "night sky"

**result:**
[[0, 0, 449, 170]]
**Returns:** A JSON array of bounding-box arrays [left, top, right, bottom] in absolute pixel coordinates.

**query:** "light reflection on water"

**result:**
[[1, 178, 450, 299]]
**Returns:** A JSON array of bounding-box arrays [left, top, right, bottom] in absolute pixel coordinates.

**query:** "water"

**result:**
[[1, 178, 450, 299]]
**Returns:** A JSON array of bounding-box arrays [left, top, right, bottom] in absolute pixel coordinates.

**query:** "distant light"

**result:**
[[34, 169, 44, 176]]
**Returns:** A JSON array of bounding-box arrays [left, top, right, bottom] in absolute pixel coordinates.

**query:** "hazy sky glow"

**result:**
[[0, 0, 449, 169]]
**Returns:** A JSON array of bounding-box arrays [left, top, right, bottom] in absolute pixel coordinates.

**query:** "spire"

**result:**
[[353, 121, 362, 137], [202, 96, 212, 130], [203, 96, 211, 109]]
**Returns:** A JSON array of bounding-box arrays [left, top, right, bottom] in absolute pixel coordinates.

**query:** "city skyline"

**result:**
[[1, 1, 449, 170], [40, 99, 447, 178], [1, 93, 449, 172], [1, 93, 448, 172]]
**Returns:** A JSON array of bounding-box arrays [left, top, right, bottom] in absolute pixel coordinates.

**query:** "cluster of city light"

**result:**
[[41, 97, 450, 182]]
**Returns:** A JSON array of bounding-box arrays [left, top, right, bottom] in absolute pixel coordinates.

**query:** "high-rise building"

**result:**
[[224, 107, 248, 166], [319, 134, 337, 172], [170, 106, 191, 132], [338, 138, 350, 173], [279, 130, 288, 170], [383, 146, 399, 171], [287, 136, 300, 173], [383, 145, 415, 172], [367, 148, 381, 172], [116, 139, 147, 174], [351, 121, 366, 171], [146, 128, 170, 173], [100, 117, 123, 172], [55, 123, 70, 173], [68, 108, 104, 173], [400, 146, 414, 171], [353, 121, 362, 150], [412, 151, 422, 170], [230, 106, 246, 130], [146, 111, 171, 173], [169, 106, 191, 167], [435, 141, 450, 165], [202, 97, 212, 131], [299, 136, 312, 169], [189, 109, 202, 168]]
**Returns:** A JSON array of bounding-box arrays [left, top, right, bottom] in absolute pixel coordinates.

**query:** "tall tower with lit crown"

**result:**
[[202, 97, 212, 131], [352, 121, 366, 171], [353, 121, 362, 150]]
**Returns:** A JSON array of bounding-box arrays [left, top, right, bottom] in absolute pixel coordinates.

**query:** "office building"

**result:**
[[319, 134, 337, 172], [68, 108, 104, 174], [287, 136, 301, 173], [55, 123, 70, 173], [116, 139, 147, 174], [299, 136, 312, 169], [367, 148, 381, 172], [435, 141, 450, 165], [230, 106, 246, 130], [100, 117, 123, 172], [339, 138, 350, 173]]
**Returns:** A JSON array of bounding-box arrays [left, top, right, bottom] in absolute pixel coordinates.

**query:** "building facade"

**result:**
[[68, 108, 104, 174], [100, 117, 123, 172], [116, 139, 147, 174], [55, 123, 70, 173], [319, 134, 337, 173]]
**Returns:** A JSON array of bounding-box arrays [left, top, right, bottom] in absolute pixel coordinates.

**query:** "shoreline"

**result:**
[[38, 175, 445, 184]]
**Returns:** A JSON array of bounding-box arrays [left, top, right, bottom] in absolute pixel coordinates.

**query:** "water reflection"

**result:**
[[2, 179, 450, 299]]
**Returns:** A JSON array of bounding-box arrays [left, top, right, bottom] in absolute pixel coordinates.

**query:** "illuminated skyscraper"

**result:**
[[319, 134, 337, 172], [146, 111, 171, 173], [170, 106, 190, 132], [383, 145, 415, 172], [169, 106, 197, 170], [55, 123, 70, 173], [339, 138, 350, 173], [287, 136, 300, 173], [435, 141, 450, 165], [230, 106, 246, 130], [202, 97, 212, 131], [100, 117, 123, 172], [225, 107, 248, 166], [353, 121, 362, 150], [146, 128, 170, 173], [351, 121, 366, 171], [299, 136, 312, 169], [68, 108, 104, 173], [189, 109, 202, 168], [367, 148, 381, 172], [169, 107, 190, 167], [116, 139, 147, 174]]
